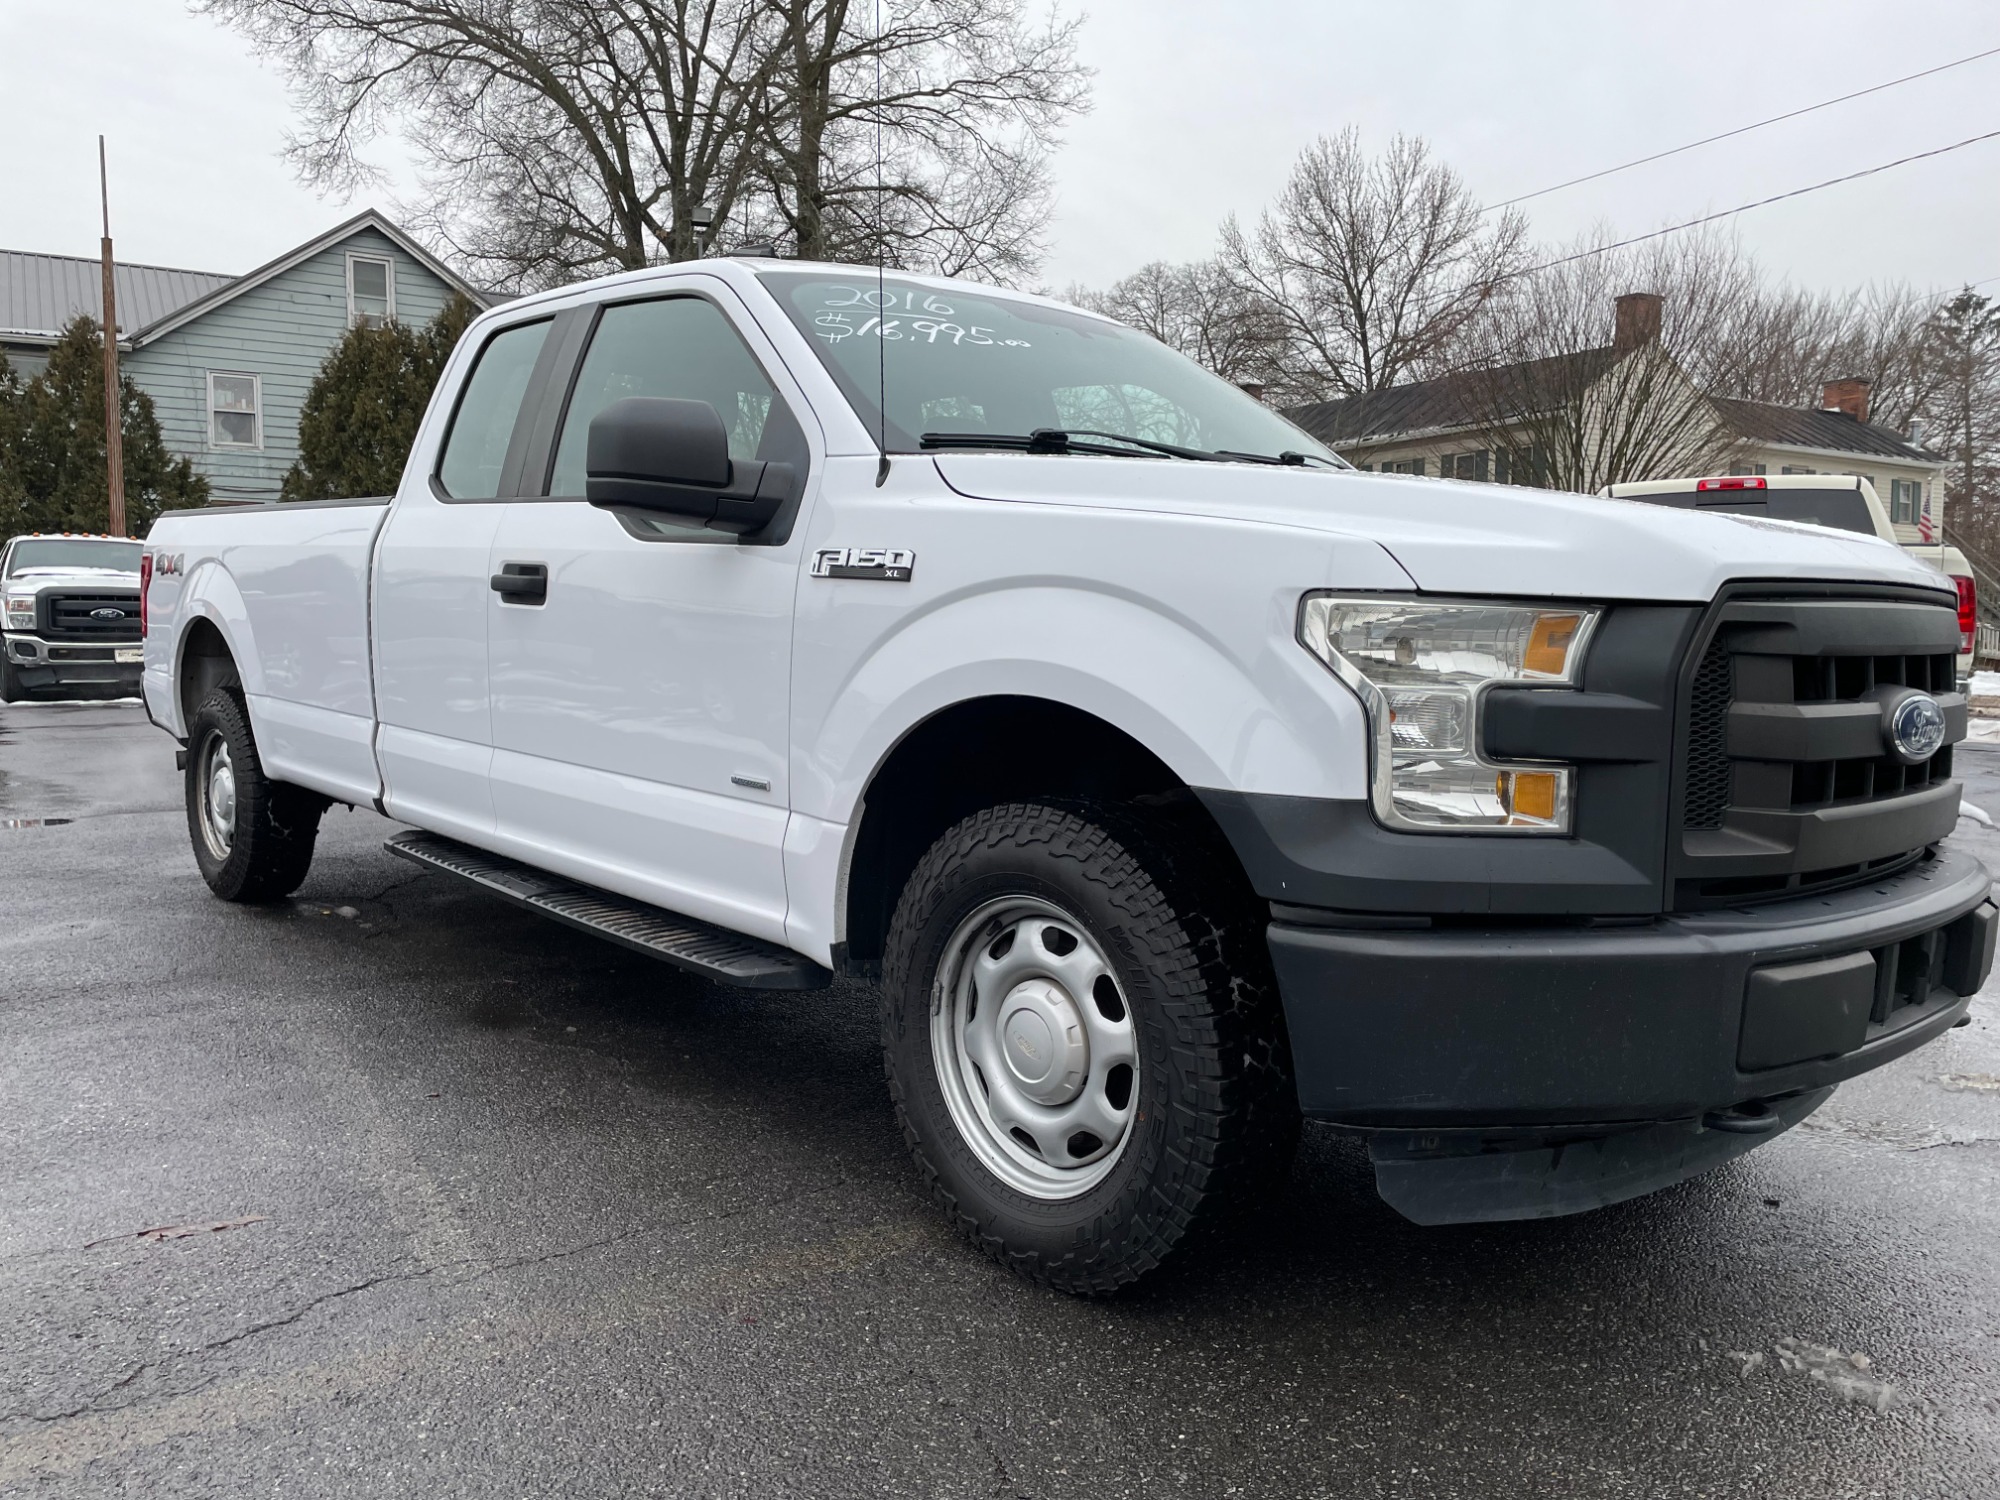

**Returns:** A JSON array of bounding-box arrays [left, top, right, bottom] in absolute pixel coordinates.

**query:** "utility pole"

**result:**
[[99, 136, 127, 537]]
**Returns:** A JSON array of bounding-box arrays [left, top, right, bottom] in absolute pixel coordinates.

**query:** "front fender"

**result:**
[[793, 581, 1377, 825]]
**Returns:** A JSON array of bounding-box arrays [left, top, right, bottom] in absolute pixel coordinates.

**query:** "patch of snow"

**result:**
[[1772, 1338, 1905, 1414]]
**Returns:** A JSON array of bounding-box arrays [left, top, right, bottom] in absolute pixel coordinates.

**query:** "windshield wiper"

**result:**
[[1213, 449, 1346, 469], [922, 429, 1344, 468], [921, 429, 1215, 461]]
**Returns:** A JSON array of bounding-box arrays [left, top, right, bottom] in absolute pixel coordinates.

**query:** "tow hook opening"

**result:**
[[1703, 1099, 1784, 1135]]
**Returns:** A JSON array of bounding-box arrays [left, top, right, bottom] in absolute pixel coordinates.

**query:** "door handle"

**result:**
[[491, 562, 548, 605]]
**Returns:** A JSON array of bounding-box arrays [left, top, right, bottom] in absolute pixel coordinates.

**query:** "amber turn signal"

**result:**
[[1496, 769, 1560, 824], [1523, 613, 1583, 677]]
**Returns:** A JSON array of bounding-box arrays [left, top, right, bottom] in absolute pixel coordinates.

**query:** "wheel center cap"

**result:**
[[996, 979, 1089, 1106], [1004, 1011, 1055, 1081]]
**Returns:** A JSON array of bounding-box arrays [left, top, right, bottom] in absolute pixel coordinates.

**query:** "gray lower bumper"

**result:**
[[1369, 1087, 1833, 1226], [5, 634, 142, 693], [1269, 845, 1993, 1129], [1268, 844, 1994, 1222]]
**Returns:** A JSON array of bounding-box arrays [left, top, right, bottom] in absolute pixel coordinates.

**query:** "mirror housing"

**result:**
[[584, 397, 793, 537]]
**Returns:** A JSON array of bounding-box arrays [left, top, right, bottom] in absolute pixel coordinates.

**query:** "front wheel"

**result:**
[[0, 656, 22, 703], [882, 802, 1297, 1294], [185, 688, 325, 901]]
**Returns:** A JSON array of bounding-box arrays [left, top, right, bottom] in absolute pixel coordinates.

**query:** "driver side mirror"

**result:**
[[584, 396, 794, 537]]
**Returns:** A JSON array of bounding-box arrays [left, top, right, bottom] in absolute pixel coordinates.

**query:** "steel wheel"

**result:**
[[930, 895, 1139, 1201], [197, 732, 236, 861]]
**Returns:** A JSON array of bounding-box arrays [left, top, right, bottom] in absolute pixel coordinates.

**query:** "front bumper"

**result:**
[[4, 633, 144, 693], [1268, 845, 1994, 1220]]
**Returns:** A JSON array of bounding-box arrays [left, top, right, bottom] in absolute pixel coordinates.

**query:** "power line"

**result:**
[[1484, 44, 2000, 212], [1387, 127, 2000, 333], [1509, 127, 2000, 280]]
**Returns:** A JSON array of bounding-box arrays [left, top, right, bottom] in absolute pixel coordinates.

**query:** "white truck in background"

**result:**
[[1, 534, 146, 702], [139, 259, 1995, 1293], [1607, 474, 1978, 681]]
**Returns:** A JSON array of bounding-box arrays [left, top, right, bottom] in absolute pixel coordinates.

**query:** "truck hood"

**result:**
[[4, 568, 140, 594], [932, 454, 1949, 603]]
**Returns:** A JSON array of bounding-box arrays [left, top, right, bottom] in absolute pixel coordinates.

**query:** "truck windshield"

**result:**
[[758, 270, 1340, 466], [1625, 487, 1877, 536], [5, 539, 143, 575]]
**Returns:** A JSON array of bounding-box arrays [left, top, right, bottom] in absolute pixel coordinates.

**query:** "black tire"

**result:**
[[0, 657, 22, 703], [881, 801, 1298, 1295], [184, 688, 325, 902]]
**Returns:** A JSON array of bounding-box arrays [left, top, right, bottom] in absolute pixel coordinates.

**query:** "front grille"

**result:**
[[1786, 653, 1955, 810], [1672, 589, 1965, 909], [39, 592, 141, 642], [1683, 641, 1732, 830], [1866, 924, 1953, 1034]]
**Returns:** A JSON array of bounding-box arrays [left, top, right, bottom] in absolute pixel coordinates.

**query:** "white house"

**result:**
[[1285, 293, 1948, 546]]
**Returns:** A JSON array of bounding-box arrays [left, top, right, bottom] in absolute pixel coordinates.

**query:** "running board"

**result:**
[[383, 829, 829, 991]]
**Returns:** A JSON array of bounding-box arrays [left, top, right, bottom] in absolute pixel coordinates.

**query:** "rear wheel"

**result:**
[[185, 688, 325, 901], [881, 802, 1297, 1295]]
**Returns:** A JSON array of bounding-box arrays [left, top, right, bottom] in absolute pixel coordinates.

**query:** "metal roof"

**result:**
[[0, 250, 235, 344], [1288, 357, 1942, 466], [1710, 396, 1938, 464], [1285, 348, 1620, 446]]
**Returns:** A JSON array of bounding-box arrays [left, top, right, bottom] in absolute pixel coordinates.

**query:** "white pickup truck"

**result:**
[[141, 259, 1996, 1293], [2, 533, 146, 701]]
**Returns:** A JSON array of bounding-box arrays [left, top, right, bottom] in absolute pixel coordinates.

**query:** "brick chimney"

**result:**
[[1821, 378, 1871, 424], [1613, 292, 1662, 352]]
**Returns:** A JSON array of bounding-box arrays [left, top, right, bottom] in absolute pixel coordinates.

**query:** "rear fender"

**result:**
[[163, 561, 260, 736]]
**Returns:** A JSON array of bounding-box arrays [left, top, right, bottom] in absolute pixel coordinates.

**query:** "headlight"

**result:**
[[1299, 594, 1600, 833], [4, 595, 34, 623]]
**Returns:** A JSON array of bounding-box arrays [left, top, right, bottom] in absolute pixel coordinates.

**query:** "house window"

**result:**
[[1781, 465, 1816, 476], [208, 372, 261, 448], [1384, 457, 1425, 476], [1442, 450, 1489, 482], [1727, 463, 1767, 477], [1888, 479, 1922, 524], [347, 254, 395, 327]]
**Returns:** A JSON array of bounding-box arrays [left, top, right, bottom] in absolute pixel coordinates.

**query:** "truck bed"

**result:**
[[144, 496, 392, 807]]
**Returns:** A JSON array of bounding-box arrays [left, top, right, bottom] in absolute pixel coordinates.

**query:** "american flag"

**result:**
[[1918, 494, 1935, 543]]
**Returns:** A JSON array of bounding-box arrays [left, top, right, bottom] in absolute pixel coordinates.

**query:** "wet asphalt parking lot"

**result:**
[[3, 700, 1999, 1498]]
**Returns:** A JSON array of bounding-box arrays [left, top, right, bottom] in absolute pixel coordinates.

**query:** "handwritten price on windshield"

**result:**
[[813, 312, 1030, 348]]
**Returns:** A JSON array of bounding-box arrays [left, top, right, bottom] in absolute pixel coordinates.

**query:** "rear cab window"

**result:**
[[1626, 486, 1878, 536], [436, 319, 553, 500]]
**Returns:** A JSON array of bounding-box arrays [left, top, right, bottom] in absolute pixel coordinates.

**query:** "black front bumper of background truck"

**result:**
[[1261, 844, 1994, 1224]]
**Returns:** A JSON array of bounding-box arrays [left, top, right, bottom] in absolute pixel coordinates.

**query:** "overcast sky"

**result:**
[[4, 0, 1997, 301]]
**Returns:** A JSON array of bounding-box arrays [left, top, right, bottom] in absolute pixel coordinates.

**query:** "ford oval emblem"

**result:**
[[1886, 691, 1947, 765], [89, 607, 127, 620]]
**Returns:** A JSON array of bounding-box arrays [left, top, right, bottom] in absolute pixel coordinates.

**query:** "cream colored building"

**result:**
[[1285, 297, 1948, 547]]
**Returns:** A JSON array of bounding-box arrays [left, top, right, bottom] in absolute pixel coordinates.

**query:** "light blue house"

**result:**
[[0, 211, 487, 501]]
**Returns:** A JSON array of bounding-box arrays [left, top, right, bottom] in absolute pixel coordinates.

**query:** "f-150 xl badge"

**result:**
[[811, 547, 915, 581]]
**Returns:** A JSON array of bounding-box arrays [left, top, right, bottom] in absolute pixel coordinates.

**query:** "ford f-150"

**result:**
[[139, 258, 1997, 1293]]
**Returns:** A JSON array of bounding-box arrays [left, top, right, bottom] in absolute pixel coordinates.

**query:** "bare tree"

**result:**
[[1219, 130, 1527, 403], [1925, 288, 2000, 556], [1699, 281, 1949, 434], [755, 0, 1087, 279], [1449, 230, 1750, 492], [1071, 259, 1285, 385], [201, 0, 1088, 292]]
